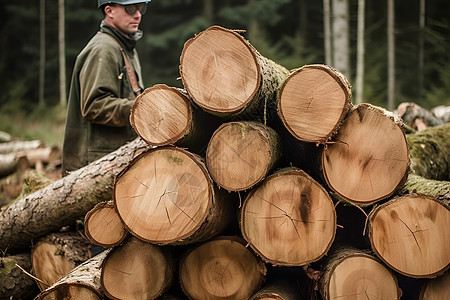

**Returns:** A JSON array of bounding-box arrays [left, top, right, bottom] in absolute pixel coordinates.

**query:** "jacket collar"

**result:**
[[99, 20, 143, 51]]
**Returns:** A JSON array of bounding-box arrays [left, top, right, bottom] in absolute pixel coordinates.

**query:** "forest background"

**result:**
[[0, 0, 449, 148]]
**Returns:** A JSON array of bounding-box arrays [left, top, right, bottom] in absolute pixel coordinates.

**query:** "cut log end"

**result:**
[[278, 64, 352, 144], [322, 103, 410, 205], [130, 84, 192, 146], [241, 168, 336, 266], [180, 25, 260, 114], [369, 194, 450, 278], [206, 121, 280, 191], [180, 237, 266, 300]]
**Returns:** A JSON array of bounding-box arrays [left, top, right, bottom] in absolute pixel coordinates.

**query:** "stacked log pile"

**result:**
[[1, 25, 449, 299]]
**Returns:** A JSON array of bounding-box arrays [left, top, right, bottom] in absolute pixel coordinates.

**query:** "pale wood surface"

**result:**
[[369, 194, 450, 278], [278, 64, 352, 144], [179, 236, 266, 300], [101, 237, 173, 300], [419, 271, 450, 300], [321, 103, 410, 205], [241, 168, 336, 266], [206, 121, 280, 191]]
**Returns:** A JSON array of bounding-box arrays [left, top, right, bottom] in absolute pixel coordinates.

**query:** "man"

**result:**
[[62, 0, 150, 175]]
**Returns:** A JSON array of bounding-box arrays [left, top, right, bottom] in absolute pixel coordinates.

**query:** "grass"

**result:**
[[0, 104, 66, 148]]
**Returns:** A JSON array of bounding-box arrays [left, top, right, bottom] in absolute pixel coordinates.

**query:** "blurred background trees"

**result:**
[[0, 0, 449, 116]]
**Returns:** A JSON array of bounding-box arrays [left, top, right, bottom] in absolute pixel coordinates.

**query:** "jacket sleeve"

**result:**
[[78, 43, 135, 127]]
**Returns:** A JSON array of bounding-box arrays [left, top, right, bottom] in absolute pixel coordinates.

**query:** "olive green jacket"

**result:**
[[62, 21, 144, 175]]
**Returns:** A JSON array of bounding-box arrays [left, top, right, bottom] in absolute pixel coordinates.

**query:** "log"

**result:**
[[321, 103, 410, 205], [406, 123, 450, 181], [0, 253, 40, 300], [35, 249, 110, 300], [180, 25, 290, 120], [318, 248, 402, 300], [240, 168, 336, 266], [179, 236, 266, 300], [114, 146, 236, 245], [0, 139, 44, 154], [16, 146, 61, 168], [277, 64, 352, 144], [397, 102, 444, 131], [368, 194, 450, 278], [431, 104, 450, 123], [0, 131, 12, 143], [0, 153, 29, 177], [31, 232, 91, 290], [419, 271, 450, 300], [101, 237, 174, 300], [0, 137, 149, 252], [84, 201, 128, 247], [130, 84, 221, 154], [402, 174, 450, 204], [206, 121, 281, 191]]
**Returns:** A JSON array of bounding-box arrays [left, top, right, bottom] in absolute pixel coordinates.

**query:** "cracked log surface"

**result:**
[[368, 194, 450, 278], [180, 25, 290, 120], [240, 167, 336, 266], [321, 103, 410, 205], [0, 138, 149, 252], [319, 248, 402, 300]]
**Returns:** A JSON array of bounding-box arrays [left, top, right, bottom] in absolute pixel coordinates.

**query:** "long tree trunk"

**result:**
[[332, 0, 350, 80], [277, 64, 352, 144], [180, 25, 289, 121], [58, 0, 66, 106], [355, 0, 365, 104], [113, 146, 236, 245], [179, 236, 266, 300], [368, 194, 450, 278], [36, 250, 110, 300], [323, 0, 332, 65], [206, 121, 280, 191], [387, 0, 395, 110], [406, 123, 450, 181], [321, 103, 410, 205], [100, 237, 174, 300], [319, 248, 402, 300], [240, 168, 336, 266], [0, 138, 149, 252]]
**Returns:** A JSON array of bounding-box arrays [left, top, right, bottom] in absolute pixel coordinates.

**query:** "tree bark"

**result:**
[[84, 201, 128, 247], [0, 154, 29, 177], [321, 103, 410, 205], [402, 174, 449, 204], [240, 168, 336, 266], [0, 140, 43, 154], [406, 123, 449, 181], [36, 250, 110, 300], [319, 248, 402, 300], [114, 146, 236, 245], [206, 121, 280, 191], [180, 25, 290, 121], [0, 253, 40, 300], [101, 237, 174, 300], [31, 232, 92, 290], [0, 138, 149, 252], [397, 102, 444, 131], [130, 84, 221, 154], [277, 64, 352, 144], [332, 0, 350, 80], [179, 236, 266, 300], [368, 194, 450, 278]]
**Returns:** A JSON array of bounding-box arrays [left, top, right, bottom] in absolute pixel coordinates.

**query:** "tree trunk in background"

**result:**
[[240, 168, 336, 266], [418, 0, 425, 98], [0, 138, 149, 252], [332, 0, 350, 80], [179, 236, 266, 300], [0, 253, 40, 300], [36, 250, 110, 300], [58, 0, 66, 106], [355, 0, 365, 104], [319, 248, 402, 300], [368, 194, 450, 278], [39, 0, 45, 106], [323, 0, 332, 65], [100, 237, 174, 300], [387, 0, 395, 110], [203, 0, 213, 24]]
